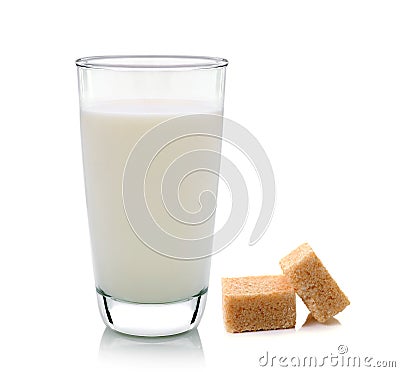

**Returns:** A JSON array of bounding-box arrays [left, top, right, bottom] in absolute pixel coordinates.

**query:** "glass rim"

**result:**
[[75, 55, 228, 71]]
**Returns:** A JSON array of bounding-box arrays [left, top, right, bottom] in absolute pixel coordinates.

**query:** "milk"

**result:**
[[80, 100, 222, 303]]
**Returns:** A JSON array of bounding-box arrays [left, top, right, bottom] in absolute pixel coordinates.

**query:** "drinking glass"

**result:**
[[76, 56, 228, 336]]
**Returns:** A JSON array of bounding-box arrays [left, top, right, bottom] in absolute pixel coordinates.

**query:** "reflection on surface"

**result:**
[[99, 327, 205, 369], [299, 313, 341, 331]]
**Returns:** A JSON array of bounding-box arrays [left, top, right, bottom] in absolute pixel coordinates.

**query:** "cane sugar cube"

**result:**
[[222, 275, 296, 333], [279, 243, 350, 323]]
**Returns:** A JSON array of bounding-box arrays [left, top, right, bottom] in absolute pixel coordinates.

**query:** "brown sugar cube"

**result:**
[[279, 243, 350, 323], [222, 275, 296, 333]]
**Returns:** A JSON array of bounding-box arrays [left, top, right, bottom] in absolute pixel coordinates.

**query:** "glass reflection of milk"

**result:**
[[80, 99, 221, 304]]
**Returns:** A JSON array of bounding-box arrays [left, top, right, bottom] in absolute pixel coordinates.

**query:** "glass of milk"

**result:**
[[76, 56, 228, 336]]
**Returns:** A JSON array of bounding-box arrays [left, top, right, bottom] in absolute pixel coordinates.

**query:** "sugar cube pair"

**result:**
[[222, 243, 350, 333]]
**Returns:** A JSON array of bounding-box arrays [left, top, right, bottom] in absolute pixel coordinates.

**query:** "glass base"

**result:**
[[96, 288, 208, 337]]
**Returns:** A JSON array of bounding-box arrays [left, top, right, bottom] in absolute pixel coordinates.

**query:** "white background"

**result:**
[[1, 1, 400, 371]]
